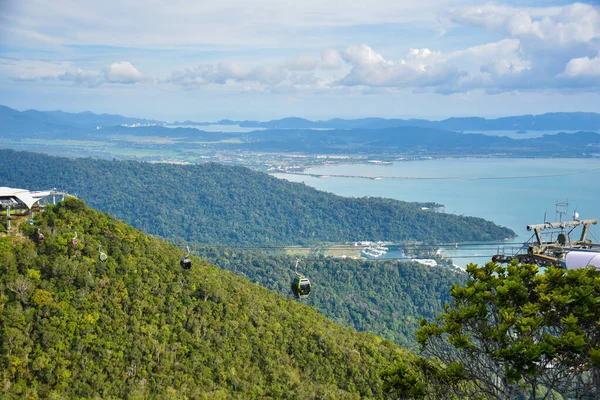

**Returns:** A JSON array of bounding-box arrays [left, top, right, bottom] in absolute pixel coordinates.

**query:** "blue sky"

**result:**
[[0, 0, 599, 121]]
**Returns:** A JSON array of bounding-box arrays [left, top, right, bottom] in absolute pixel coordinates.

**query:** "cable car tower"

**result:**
[[493, 201, 599, 268]]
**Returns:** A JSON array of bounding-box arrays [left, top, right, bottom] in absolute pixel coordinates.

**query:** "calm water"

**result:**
[[461, 130, 598, 140], [166, 124, 265, 133], [273, 158, 600, 267]]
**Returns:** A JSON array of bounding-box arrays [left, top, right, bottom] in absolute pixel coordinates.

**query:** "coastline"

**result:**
[[271, 157, 600, 268]]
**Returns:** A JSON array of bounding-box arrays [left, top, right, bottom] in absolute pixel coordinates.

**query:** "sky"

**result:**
[[0, 0, 599, 121]]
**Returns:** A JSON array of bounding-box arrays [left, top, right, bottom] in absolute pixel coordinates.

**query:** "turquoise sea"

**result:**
[[273, 158, 600, 268]]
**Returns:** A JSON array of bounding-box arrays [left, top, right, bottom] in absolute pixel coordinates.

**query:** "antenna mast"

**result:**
[[555, 200, 568, 223]]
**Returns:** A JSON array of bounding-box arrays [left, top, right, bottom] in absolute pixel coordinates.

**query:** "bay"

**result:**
[[272, 158, 600, 268], [165, 124, 265, 133], [461, 129, 598, 140]]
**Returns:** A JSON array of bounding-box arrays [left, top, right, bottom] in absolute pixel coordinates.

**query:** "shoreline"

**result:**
[[272, 157, 600, 182]]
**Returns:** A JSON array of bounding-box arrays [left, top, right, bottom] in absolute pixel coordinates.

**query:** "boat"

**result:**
[[361, 246, 388, 259]]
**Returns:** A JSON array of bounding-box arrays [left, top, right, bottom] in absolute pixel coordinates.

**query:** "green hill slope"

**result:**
[[1, 198, 414, 399], [195, 247, 465, 347], [0, 149, 514, 246]]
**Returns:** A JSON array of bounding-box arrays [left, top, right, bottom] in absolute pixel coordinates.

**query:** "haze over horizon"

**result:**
[[1, 0, 599, 122]]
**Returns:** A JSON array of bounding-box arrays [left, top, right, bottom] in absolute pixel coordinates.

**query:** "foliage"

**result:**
[[380, 357, 468, 400], [412, 261, 600, 399], [194, 246, 466, 348], [0, 197, 419, 398], [538, 265, 600, 397], [0, 149, 514, 247]]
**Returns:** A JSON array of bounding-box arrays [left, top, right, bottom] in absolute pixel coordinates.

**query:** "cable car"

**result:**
[[290, 258, 311, 299], [72, 232, 78, 246], [291, 275, 311, 299], [37, 229, 44, 243], [180, 246, 192, 269]]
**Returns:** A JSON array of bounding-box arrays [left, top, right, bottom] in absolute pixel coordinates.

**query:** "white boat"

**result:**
[[361, 246, 388, 259], [411, 259, 438, 267]]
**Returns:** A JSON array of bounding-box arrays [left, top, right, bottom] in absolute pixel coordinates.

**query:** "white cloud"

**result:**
[[288, 72, 320, 86], [446, 3, 600, 47], [3, 1, 600, 99], [60, 68, 102, 87], [168, 52, 345, 89], [562, 52, 600, 78], [244, 65, 288, 85], [338, 44, 462, 89], [1, 0, 455, 48], [450, 39, 530, 76], [320, 49, 343, 69], [0, 59, 71, 81], [0, 58, 145, 87], [285, 54, 318, 71], [453, 39, 520, 60], [169, 62, 288, 87], [104, 61, 144, 84], [342, 45, 386, 66], [438, 3, 600, 93], [445, 4, 564, 32], [442, 4, 516, 31], [511, 4, 599, 45]]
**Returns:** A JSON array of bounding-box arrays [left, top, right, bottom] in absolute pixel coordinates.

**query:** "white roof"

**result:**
[[565, 251, 600, 270], [0, 187, 51, 209]]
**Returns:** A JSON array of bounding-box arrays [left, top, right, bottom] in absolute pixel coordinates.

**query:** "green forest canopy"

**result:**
[[0, 149, 514, 246], [1, 198, 419, 399], [194, 246, 465, 347]]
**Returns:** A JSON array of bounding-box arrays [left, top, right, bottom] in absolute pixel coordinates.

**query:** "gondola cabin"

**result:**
[[180, 256, 192, 270], [291, 275, 311, 299], [180, 246, 192, 269]]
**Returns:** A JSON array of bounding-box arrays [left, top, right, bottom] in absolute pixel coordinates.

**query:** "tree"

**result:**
[[414, 261, 600, 399], [538, 266, 600, 399], [1, 198, 419, 399]]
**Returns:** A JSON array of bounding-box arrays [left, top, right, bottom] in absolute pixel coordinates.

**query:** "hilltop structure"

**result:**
[[0, 187, 70, 228], [0, 187, 52, 209]]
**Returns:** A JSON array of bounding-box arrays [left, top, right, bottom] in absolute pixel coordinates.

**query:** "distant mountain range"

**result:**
[[3, 105, 600, 132], [2, 105, 600, 158], [0, 104, 162, 133], [235, 127, 600, 156], [181, 113, 600, 132]]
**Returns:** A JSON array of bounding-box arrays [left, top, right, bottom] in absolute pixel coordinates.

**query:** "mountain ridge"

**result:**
[[0, 105, 162, 131], [2, 104, 599, 131], [0, 149, 515, 246]]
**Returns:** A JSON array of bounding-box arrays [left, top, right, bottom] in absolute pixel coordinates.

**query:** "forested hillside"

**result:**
[[0, 105, 161, 134], [0, 149, 514, 246], [236, 112, 600, 131], [239, 128, 600, 155], [0, 198, 414, 398], [194, 247, 465, 346], [3, 105, 600, 132]]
